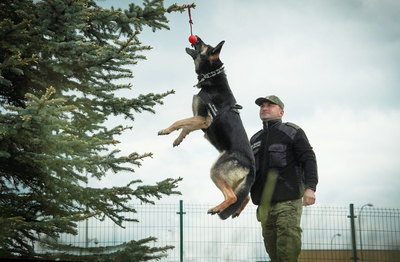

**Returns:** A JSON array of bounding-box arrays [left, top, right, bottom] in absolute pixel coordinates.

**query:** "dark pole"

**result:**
[[176, 200, 186, 262], [348, 203, 358, 262]]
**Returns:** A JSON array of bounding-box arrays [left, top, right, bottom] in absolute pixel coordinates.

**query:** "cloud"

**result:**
[[97, 0, 400, 209], [304, 107, 400, 207]]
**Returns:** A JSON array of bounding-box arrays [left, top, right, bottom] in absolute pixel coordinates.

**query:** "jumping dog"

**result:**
[[158, 36, 255, 219]]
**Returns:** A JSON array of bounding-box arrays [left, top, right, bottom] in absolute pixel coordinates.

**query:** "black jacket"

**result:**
[[250, 119, 318, 205]]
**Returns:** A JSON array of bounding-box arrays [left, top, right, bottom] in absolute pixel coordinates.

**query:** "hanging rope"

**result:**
[[187, 5, 197, 46], [188, 5, 194, 36]]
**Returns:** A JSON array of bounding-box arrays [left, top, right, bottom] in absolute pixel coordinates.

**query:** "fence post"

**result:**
[[176, 200, 186, 262], [348, 203, 359, 261]]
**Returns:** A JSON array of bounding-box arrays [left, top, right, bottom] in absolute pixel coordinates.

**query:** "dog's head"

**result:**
[[185, 36, 225, 75]]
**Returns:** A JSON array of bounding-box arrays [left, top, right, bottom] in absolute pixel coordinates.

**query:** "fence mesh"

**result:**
[[36, 202, 400, 262]]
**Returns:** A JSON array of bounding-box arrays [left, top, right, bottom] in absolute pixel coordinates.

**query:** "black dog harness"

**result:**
[[194, 66, 243, 119], [197, 87, 243, 119]]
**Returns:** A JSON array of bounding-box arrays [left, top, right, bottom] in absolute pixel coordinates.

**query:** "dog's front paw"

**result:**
[[158, 129, 170, 136], [173, 138, 182, 147]]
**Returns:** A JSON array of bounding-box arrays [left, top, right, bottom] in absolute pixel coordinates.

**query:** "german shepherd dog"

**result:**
[[158, 36, 255, 219]]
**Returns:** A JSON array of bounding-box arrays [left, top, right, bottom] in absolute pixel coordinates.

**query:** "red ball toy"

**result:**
[[189, 35, 197, 44]]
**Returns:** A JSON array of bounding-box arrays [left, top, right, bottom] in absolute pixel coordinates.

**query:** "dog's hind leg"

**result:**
[[207, 180, 237, 215], [207, 153, 249, 215], [231, 195, 250, 218]]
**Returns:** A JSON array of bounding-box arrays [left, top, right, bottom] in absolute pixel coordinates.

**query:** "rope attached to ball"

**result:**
[[187, 5, 197, 46]]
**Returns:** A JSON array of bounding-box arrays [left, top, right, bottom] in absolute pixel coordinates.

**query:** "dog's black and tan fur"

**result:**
[[158, 36, 255, 219]]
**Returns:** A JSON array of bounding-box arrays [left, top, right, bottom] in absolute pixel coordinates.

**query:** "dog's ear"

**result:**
[[211, 40, 225, 56]]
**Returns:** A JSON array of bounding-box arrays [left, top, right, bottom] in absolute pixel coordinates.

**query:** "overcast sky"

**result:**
[[93, 0, 400, 210]]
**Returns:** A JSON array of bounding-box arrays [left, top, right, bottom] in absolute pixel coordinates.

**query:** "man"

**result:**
[[250, 95, 318, 262]]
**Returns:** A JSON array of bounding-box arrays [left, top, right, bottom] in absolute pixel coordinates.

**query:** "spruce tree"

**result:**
[[0, 0, 192, 260]]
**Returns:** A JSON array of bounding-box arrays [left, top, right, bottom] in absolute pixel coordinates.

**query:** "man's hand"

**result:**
[[303, 188, 316, 206]]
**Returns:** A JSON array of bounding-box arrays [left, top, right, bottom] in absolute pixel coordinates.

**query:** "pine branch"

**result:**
[[1, 0, 187, 259]]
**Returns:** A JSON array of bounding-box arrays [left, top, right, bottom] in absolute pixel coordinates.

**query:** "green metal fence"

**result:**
[[36, 201, 400, 262]]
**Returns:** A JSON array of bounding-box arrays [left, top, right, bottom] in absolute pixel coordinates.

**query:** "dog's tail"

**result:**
[[218, 167, 255, 220]]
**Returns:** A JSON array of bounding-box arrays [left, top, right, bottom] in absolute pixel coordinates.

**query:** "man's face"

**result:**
[[259, 101, 284, 122]]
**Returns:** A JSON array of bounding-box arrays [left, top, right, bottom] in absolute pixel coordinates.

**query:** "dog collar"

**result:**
[[194, 66, 225, 87]]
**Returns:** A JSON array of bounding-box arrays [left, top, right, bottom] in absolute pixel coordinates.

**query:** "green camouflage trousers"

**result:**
[[257, 199, 303, 262]]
